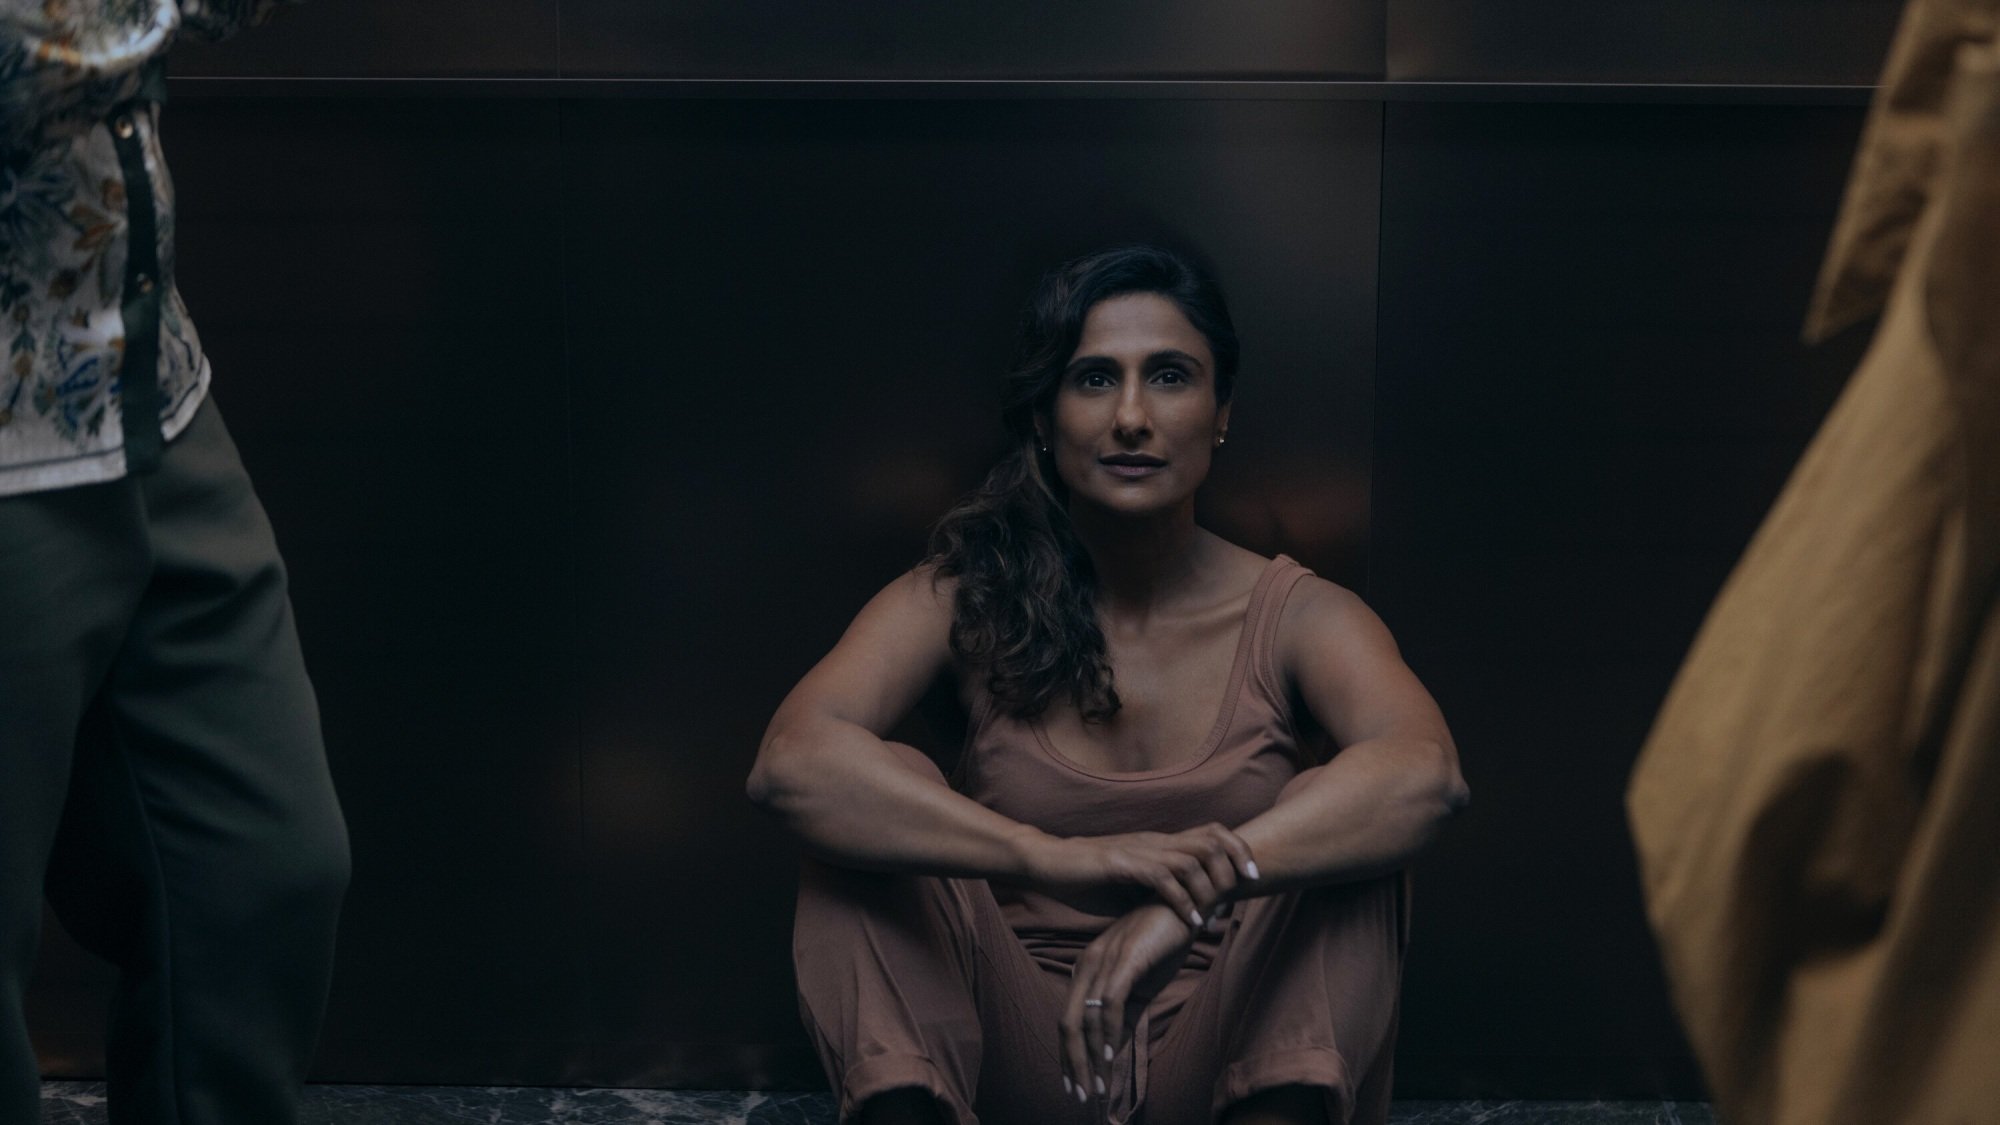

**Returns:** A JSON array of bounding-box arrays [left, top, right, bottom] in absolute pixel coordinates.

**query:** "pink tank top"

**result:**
[[957, 555, 1317, 974]]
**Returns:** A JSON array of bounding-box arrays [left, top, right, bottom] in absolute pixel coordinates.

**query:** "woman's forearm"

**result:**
[[1232, 737, 1469, 894], [747, 717, 1047, 880]]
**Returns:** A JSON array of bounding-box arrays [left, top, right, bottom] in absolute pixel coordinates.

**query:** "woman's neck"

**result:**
[[1067, 500, 1212, 618]]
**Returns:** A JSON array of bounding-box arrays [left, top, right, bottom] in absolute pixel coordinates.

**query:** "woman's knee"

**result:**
[[795, 856, 964, 928]]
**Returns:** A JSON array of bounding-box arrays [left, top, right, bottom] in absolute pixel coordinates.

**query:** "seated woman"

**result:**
[[746, 245, 1467, 1125]]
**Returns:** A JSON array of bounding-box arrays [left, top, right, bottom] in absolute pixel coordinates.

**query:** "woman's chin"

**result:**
[[1069, 489, 1195, 522]]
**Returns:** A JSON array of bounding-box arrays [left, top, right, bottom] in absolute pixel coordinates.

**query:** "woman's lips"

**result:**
[[1100, 456, 1166, 479]]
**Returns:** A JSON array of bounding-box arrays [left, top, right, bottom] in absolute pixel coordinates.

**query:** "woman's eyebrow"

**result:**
[[1147, 349, 1207, 370], [1063, 348, 1207, 373], [1062, 354, 1117, 374]]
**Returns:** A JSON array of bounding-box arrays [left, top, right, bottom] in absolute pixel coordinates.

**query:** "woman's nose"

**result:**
[[1112, 381, 1151, 439]]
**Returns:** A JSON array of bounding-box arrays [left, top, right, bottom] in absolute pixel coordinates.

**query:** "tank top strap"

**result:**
[[1247, 554, 1316, 713]]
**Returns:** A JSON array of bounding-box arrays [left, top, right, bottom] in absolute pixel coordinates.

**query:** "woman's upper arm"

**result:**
[[1277, 577, 1456, 757], [765, 566, 958, 740]]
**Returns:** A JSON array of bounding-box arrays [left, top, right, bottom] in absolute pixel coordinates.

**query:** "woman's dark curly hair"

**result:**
[[927, 245, 1240, 723]]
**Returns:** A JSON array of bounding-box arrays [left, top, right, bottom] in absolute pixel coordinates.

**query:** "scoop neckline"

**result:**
[[1029, 554, 1292, 782]]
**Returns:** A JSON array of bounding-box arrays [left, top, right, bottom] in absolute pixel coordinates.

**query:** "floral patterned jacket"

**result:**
[[0, 0, 293, 496]]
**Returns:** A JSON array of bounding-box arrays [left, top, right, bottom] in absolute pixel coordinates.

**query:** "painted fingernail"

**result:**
[[1103, 1043, 1114, 1062], [1190, 909, 1204, 928], [1094, 1075, 1107, 1096], [1245, 860, 1261, 880], [1063, 1076, 1073, 1097], [1076, 1082, 1089, 1104]]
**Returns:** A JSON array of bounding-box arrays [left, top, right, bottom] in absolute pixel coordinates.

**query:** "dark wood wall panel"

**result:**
[[556, 97, 1381, 1085], [24, 4, 1903, 1099], [191, 99, 585, 1081], [1372, 101, 1870, 1097], [27, 99, 587, 1082], [558, 1, 1383, 79], [1388, 1, 1902, 84], [163, 2, 1908, 85], [27, 96, 1381, 1088]]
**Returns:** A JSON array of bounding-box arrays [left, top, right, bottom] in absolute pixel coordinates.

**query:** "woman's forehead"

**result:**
[[1072, 293, 1211, 364]]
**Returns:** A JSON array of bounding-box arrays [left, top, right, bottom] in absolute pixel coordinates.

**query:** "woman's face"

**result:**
[[1039, 292, 1230, 519]]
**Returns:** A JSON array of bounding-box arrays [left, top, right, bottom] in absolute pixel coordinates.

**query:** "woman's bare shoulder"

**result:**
[[1272, 570, 1406, 687], [1279, 571, 1382, 634], [776, 565, 960, 734], [831, 564, 959, 662], [884, 562, 958, 618]]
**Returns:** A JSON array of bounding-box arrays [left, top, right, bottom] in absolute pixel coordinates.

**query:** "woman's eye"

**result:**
[[1153, 368, 1188, 384], [1077, 370, 1115, 388]]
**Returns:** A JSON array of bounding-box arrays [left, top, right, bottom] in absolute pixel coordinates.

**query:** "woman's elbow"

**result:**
[[743, 762, 777, 810], [1428, 742, 1470, 820], [746, 729, 809, 813], [1437, 774, 1471, 820], [1403, 739, 1468, 831]]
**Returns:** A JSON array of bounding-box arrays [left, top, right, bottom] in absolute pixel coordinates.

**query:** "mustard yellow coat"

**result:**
[[1628, 2, 2000, 1122]]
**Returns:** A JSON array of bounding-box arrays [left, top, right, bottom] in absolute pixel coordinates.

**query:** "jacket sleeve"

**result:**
[[1, 1, 299, 155], [175, 0, 302, 44], [1, 0, 176, 155]]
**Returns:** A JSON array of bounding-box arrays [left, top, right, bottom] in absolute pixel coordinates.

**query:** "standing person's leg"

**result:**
[[0, 483, 152, 1125], [42, 398, 351, 1125], [1141, 873, 1408, 1125]]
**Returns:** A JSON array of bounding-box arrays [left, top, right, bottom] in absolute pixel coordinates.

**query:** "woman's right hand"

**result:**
[[1017, 823, 1260, 928]]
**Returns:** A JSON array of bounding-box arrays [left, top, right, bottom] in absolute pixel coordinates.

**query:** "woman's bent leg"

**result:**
[[795, 859, 992, 1125], [1145, 873, 1409, 1125], [794, 864, 1111, 1125], [792, 740, 1121, 1125]]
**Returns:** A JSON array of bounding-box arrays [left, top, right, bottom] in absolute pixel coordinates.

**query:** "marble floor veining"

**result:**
[[40, 1081, 1715, 1124]]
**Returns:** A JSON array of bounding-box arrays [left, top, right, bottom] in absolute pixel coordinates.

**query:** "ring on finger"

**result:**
[[1082, 998, 1106, 1009]]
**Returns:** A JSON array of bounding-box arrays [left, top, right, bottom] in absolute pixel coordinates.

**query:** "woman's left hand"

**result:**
[[1058, 901, 1198, 1103]]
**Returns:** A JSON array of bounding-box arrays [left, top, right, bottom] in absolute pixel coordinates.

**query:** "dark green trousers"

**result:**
[[0, 398, 349, 1125]]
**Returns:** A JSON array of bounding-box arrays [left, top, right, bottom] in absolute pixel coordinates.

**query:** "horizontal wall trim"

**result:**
[[166, 76, 1876, 105]]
